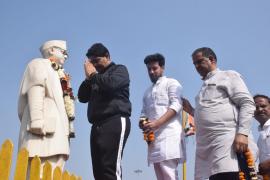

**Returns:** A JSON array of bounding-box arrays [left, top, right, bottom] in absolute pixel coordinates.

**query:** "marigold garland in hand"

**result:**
[[239, 148, 258, 180], [139, 116, 155, 145]]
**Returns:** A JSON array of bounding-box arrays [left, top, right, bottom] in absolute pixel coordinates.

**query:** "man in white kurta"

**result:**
[[254, 95, 270, 176], [192, 47, 256, 180], [18, 40, 71, 175], [140, 53, 185, 180]]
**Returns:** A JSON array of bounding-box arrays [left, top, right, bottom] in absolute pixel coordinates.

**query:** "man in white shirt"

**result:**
[[191, 47, 256, 180], [140, 53, 185, 180], [254, 94, 270, 177]]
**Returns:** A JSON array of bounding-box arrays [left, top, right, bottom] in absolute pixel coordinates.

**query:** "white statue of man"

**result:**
[[18, 40, 75, 175]]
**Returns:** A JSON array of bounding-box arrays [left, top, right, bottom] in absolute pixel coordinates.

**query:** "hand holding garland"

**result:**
[[139, 116, 155, 144]]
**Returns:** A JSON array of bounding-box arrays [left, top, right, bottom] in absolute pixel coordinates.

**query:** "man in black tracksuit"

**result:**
[[78, 43, 131, 180]]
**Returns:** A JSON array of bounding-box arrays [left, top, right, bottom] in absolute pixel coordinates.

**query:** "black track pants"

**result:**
[[90, 117, 130, 180]]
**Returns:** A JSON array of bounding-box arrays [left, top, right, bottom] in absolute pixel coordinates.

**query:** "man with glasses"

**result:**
[[18, 40, 73, 177], [78, 43, 131, 180], [191, 47, 257, 180]]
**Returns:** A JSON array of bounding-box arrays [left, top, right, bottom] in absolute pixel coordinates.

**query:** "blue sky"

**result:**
[[1, 0, 270, 179]]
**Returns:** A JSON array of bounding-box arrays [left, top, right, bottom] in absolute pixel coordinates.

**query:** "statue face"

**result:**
[[51, 47, 68, 65]]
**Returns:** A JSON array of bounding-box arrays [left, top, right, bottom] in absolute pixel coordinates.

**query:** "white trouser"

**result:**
[[27, 154, 66, 179], [153, 159, 179, 180]]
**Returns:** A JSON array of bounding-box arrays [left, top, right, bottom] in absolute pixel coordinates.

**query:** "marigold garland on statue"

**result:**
[[50, 58, 75, 138]]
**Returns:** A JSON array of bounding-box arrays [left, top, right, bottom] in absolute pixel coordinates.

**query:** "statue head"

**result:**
[[40, 40, 68, 65]]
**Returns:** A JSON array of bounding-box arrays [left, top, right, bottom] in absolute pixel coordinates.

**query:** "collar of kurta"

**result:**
[[203, 68, 220, 80], [154, 76, 166, 85], [258, 119, 270, 131]]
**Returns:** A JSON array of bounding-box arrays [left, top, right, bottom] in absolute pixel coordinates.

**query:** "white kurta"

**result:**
[[194, 69, 256, 179], [141, 76, 186, 164], [18, 58, 70, 158], [257, 119, 270, 163]]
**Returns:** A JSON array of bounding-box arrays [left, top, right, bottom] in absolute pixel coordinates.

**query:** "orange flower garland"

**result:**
[[49, 58, 75, 138], [239, 148, 258, 180], [139, 116, 155, 144]]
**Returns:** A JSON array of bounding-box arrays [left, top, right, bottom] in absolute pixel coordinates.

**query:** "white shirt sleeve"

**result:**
[[225, 71, 255, 135], [168, 79, 183, 113]]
